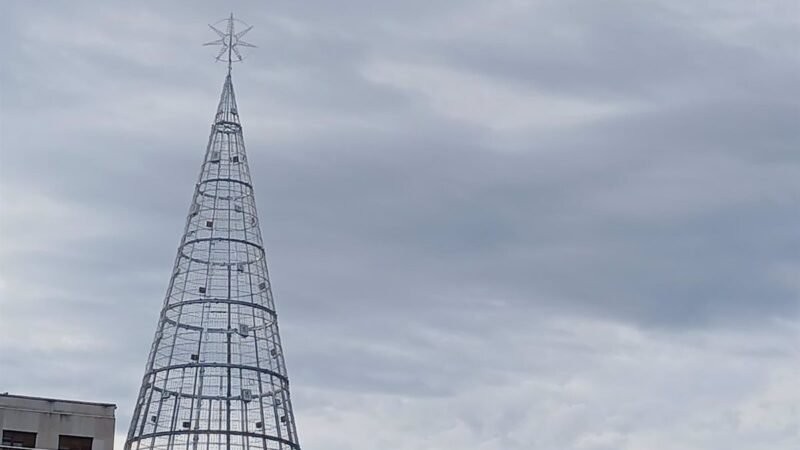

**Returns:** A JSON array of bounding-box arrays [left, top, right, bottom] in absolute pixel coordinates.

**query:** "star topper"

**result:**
[[203, 14, 256, 71]]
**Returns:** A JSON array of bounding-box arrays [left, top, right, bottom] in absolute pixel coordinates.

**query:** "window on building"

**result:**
[[57, 436, 92, 450], [2, 430, 37, 448]]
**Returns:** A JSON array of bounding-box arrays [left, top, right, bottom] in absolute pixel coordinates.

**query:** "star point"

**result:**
[[203, 15, 256, 69]]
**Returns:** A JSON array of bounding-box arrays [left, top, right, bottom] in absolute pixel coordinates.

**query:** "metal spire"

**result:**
[[203, 13, 256, 74], [126, 16, 302, 450]]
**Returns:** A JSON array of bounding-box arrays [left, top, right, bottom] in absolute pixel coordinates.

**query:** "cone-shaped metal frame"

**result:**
[[126, 73, 301, 450]]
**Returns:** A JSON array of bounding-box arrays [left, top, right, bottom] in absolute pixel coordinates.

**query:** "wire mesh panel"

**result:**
[[126, 73, 301, 450]]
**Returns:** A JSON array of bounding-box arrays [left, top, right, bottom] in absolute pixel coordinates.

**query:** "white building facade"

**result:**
[[0, 394, 115, 450]]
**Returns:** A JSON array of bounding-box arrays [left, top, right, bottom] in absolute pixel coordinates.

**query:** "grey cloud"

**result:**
[[1, 1, 799, 449]]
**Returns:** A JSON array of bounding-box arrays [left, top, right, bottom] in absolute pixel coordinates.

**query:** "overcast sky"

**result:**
[[1, 1, 799, 449]]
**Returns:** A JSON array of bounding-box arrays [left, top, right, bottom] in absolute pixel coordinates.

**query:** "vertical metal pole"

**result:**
[[226, 264, 232, 450]]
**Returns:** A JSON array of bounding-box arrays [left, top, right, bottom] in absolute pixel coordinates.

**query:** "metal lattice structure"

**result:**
[[126, 16, 301, 450]]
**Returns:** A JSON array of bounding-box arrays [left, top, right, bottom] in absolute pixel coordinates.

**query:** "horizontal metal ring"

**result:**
[[127, 430, 298, 449]]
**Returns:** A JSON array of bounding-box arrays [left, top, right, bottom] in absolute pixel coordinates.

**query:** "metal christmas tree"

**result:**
[[126, 15, 301, 450]]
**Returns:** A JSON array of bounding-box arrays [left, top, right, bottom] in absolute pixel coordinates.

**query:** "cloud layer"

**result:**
[[1, 1, 799, 449]]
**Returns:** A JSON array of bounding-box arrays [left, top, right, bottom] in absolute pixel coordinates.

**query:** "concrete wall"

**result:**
[[0, 395, 115, 450]]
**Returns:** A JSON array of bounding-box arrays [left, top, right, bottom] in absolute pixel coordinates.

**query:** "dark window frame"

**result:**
[[57, 435, 93, 450], [2, 430, 37, 448]]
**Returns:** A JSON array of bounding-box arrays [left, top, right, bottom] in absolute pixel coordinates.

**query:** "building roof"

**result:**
[[0, 393, 116, 409]]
